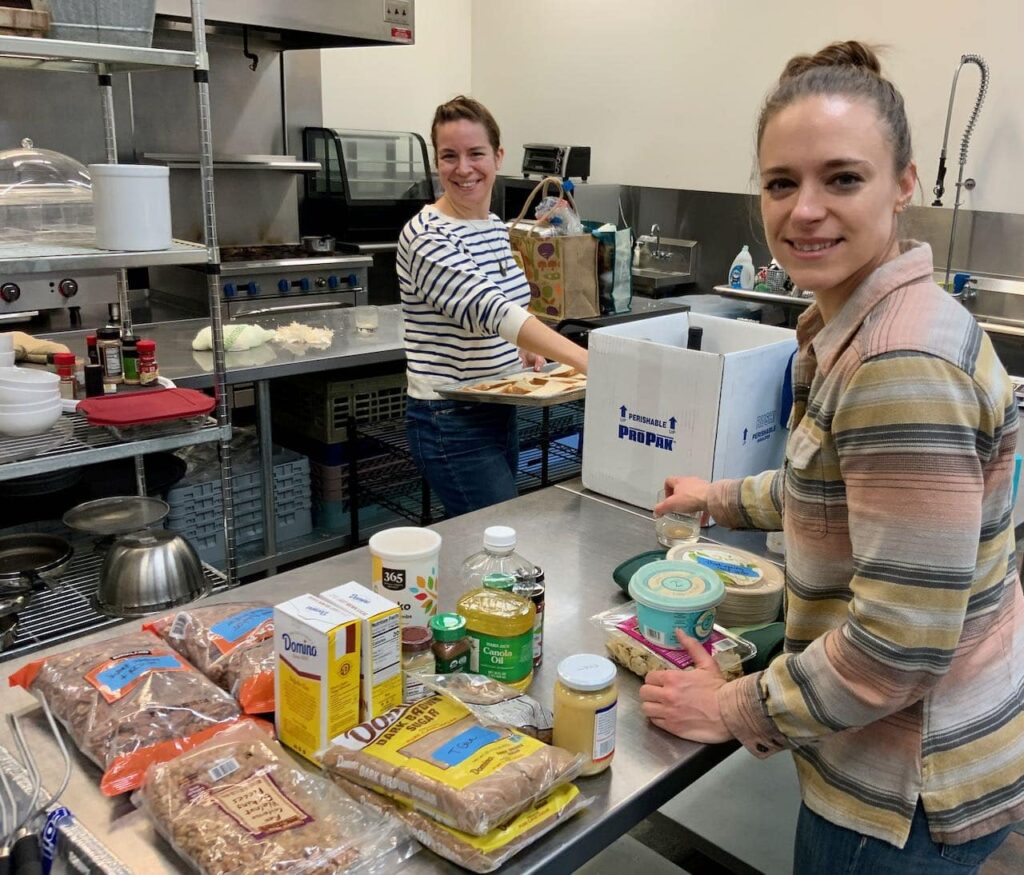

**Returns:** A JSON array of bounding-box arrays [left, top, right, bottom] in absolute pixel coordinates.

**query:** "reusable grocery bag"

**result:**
[[583, 220, 633, 315], [508, 177, 600, 322]]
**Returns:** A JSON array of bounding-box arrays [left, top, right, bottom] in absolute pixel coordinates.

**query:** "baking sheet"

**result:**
[[436, 363, 586, 408]]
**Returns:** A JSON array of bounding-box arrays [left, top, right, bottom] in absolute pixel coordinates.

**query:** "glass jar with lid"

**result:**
[[430, 613, 471, 674], [553, 654, 618, 776], [0, 139, 93, 245], [401, 626, 434, 704]]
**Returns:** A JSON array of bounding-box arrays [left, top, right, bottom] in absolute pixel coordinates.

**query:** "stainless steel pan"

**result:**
[[0, 534, 72, 596]]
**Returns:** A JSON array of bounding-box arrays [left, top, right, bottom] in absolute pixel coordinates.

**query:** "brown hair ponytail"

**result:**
[[757, 40, 912, 173]]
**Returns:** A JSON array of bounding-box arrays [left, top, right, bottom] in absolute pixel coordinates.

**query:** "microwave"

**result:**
[[521, 144, 591, 181]]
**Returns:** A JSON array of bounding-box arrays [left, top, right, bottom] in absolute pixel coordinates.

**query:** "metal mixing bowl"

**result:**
[[95, 529, 210, 618]]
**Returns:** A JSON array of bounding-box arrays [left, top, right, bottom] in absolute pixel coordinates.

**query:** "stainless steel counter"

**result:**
[[44, 304, 407, 388], [0, 483, 748, 874]]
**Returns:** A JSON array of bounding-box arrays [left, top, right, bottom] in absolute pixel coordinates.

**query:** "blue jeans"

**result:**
[[794, 800, 1012, 875], [405, 398, 519, 517]]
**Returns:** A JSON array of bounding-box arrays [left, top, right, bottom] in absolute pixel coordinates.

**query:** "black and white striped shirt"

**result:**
[[397, 205, 531, 400]]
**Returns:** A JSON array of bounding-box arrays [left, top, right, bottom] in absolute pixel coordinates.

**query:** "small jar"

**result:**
[[96, 327, 123, 384], [84, 364, 104, 398], [85, 334, 98, 365], [137, 339, 159, 385], [121, 334, 139, 385], [514, 567, 545, 668], [401, 626, 435, 703], [553, 654, 618, 776], [53, 352, 77, 399], [430, 613, 471, 674]]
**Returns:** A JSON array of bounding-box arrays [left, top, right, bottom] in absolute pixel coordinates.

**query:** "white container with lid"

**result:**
[[553, 653, 618, 775], [89, 163, 171, 251]]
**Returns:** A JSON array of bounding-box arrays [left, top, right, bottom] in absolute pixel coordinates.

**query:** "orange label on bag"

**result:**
[[210, 772, 313, 838], [84, 648, 189, 704]]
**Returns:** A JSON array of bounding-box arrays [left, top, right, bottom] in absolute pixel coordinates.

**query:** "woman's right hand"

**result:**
[[656, 476, 710, 515]]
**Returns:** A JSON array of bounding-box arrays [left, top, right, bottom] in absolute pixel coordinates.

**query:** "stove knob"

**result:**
[[58, 278, 78, 298], [327, 275, 340, 290], [299, 277, 312, 293], [315, 277, 327, 288], [347, 273, 358, 288], [0, 282, 20, 303], [246, 281, 261, 296], [277, 279, 290, 294], [223, 282, 237, 298]]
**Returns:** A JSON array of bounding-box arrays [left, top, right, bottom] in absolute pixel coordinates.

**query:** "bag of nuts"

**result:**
[[8, 630, 249, 795], [136, 722, 416, 875], [144, 602, 275, 714]]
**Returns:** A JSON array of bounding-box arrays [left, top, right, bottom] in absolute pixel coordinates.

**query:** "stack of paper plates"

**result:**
[[667, 544, 784, 627]]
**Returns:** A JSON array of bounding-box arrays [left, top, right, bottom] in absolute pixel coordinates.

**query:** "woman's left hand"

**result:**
[[639, 630, 734, 743], [520, 349, 546, 371]]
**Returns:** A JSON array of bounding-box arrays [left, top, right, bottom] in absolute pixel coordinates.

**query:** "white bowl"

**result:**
[[0, 400, 62, 437], [0, 395, 62, 413], [0, 351, 14, 368], [0, 367, 60, 392], [0, 381, 60, 404]]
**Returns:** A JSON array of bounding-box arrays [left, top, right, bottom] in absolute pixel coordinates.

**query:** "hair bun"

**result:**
[[781, 40, 882, 82]]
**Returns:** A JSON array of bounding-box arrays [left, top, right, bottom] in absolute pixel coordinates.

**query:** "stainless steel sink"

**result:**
[[632, 237, 698, 292]]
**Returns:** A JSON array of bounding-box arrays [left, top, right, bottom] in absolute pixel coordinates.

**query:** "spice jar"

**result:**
[[85, 334, 98, 365], [553, 653, 618, 776], [401, 626, 435, 703], [53, 352, 77, 399], [84, 364, 104, 398], [137, 338, 158, 385], [514, 566, 545, 668], [430, 613, 471, 674], [121, 334, 139, 384], [96, 327, 123, 384]]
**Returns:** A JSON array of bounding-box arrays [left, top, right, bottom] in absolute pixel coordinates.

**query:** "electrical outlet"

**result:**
[[384, 1, 411, 25]]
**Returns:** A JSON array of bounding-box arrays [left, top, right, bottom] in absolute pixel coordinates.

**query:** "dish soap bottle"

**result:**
[[459, 526, 537, 591], [728, 245, 755, 290]]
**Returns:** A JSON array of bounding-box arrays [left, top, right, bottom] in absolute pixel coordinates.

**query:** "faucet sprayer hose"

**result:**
[[957, 54, 989, 166]]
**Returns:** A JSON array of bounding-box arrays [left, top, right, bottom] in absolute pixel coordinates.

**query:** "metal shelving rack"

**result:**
[[0, 4, 236, 588]]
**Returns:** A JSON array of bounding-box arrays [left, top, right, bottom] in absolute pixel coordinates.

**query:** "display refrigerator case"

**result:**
[[300, 127, 433, 243]]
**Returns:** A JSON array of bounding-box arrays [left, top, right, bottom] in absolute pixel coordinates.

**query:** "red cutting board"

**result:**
[[78, 388, 215, 426]]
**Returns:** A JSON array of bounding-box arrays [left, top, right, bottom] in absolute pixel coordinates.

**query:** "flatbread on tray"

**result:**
[[463, 369, 586, 399]]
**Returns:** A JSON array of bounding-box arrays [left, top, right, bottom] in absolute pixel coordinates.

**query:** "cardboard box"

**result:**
[[274, 594, 360, 763], [582, 312, 796, 510], [320, 581, 403, 721]]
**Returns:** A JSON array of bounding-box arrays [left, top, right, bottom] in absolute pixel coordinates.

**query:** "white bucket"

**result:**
[[88, 164, 171, 251], [367, 526, 442, 628]]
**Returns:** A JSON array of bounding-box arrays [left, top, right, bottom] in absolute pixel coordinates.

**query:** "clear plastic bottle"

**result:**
[[728, 244, 755, 290], [459, 526, 536, 592]]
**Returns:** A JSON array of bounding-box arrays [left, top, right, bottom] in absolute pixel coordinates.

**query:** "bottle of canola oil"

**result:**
[[457, 572, 535, 691]]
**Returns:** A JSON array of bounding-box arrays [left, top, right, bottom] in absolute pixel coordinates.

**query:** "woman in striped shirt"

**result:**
[[398, 96, 587, 516], [641, 42, 1023, 873]]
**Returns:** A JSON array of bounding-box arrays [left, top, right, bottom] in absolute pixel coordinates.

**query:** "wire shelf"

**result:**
[[2, 544, 226, 661], [0, 412, 225, 481]]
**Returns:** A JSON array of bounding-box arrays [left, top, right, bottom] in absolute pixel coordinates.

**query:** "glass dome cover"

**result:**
[[0, 138, 92, 203]]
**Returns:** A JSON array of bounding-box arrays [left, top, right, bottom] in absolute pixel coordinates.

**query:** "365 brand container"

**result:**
[[367, 526, 441, 628], [628, 559, 725, 647], [89, 163, 171, 251]]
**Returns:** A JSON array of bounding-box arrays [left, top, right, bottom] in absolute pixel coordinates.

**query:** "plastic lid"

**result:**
[[53, 353, 75, 365], [86, 335, 96, 345], [137, 339, 156, 352], [483, 525, 517, 550], [96, 327, 120, 340], [121, 336, 137, 349], [429, 612, 467, 641], [482, 572, 515, 591], [402, 625, 433, 652], [628, 559, 725, 613], [557, 653, 617, 691], [514, 565, 544, 584]]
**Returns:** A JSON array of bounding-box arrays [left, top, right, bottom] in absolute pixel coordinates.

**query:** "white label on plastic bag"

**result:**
[[208, 756, 240, 783], [168, 612, 189, 640]]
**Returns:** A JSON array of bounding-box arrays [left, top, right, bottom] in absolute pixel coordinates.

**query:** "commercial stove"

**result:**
[[151, 244, 371, 318]]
